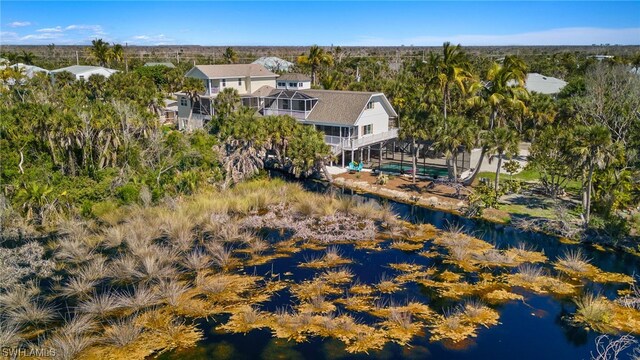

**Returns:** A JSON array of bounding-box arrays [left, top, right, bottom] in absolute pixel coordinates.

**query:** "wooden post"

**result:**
[[341, 149, 345, 167], [379, 143, 382, 170]]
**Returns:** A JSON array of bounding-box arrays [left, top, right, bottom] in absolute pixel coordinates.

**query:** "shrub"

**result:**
[[116, 184, 140, 205], [376, 174, 389, 185]]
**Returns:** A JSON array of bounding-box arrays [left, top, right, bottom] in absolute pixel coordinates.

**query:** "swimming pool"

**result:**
[[377, 162, 450, 178]]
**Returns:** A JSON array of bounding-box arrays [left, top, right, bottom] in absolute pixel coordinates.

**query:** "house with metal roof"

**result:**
[[50, 65, 118, 80], [252, 56, 294, 72], [508, 73, 567, 95], [3, 63, 50, 78]]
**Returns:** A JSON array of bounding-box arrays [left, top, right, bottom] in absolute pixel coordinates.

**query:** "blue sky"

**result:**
[[1, 1, 639, 46]]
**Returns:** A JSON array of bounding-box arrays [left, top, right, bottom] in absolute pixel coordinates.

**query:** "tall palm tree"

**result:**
[[222, 47, 238, 64], [89, 39, 111, 67], [483, 127, 520, 192], [574, 125, 614, 227], [433, 115, 477, 181], [436, 42, 472, 120], [297, 45, 334, 86]]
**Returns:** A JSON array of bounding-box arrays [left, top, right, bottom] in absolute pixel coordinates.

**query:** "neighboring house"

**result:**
[[160, 99, 178, 124], [252, 56, 294, 72], [50, 65, 118, 80], [276, 73, 311, 90], [509, 73, 567, 95], [3, 63, 49, 78], [144, 62, 176, 68], [262, 89, 398, 164], [176, 64, 278, 129]]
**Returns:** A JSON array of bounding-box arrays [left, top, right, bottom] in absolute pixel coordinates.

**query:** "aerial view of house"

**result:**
[[1, 1, 639, 359]]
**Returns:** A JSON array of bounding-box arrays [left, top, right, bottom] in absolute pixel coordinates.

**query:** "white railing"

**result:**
[[324, 135, 343, 145], [340, 128, 399, 150], [263, 108, 310, 120]]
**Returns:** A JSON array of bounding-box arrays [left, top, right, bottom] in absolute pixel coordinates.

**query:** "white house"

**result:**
[[4, 63, 49, 78], [262, 89, 398, 165], [276, 73, 311, 90], [508, 72, 567, 95], [50, 65, 118, 80]]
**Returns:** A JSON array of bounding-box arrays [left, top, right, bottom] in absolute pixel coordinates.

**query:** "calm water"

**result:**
[[161, 182, 640, 360]]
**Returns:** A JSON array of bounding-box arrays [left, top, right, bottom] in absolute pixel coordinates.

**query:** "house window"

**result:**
[[221, 79, 226, 87], [282, 99, 289, 110], [278, 82, 285, 87], [298, 82, 303, 87], [366, 101, 374, 110], [79, 75, 85, 80], [238, 78, 242, 85], [180, 97, 188, 106], [363, 124, 372, 135], [289, 82, 296, 87]]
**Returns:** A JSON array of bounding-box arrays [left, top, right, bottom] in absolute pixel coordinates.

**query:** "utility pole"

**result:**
[[125, 42, 129, 73], [75, 50, 79, 65]]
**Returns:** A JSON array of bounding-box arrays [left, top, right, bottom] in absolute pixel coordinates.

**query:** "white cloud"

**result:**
[[65, 24, 105, 34], [129, 34, 174, 45], [0, 31, 19, 43], [36, 26, 63, 33], [7, 21, 31, 28], [21, 33, 62, 40], [352, 27, 640, 46]]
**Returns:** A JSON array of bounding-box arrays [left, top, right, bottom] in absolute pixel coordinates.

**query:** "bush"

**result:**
[[116, 184, 140, 205], [376, 174, 389, 185]]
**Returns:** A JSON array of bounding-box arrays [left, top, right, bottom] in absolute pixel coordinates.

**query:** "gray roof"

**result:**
[[251, 85, 275, 97], [50, 65, 117, 75], [301, 89, 379, 125], [187, 64, 277, 79], [252, 56, 294, 72], [2, 63, 49, 78], [278, 73, 311, 82], [144, 62, 176, 68]]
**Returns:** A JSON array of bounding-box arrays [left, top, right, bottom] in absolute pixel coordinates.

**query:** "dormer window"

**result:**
[[278, 82, 286, 87], [298, 82, 303, 87], [366, 101, 374, 109], [289, 82, 296, 87]]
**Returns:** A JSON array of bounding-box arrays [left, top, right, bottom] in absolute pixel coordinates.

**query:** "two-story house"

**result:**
[[176, 64, 277, 129], [262, 88, 398, 166], [177, 65, 398, 166]]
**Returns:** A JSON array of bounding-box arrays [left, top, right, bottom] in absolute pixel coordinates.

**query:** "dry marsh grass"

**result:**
[[5, 178, 640, 357]]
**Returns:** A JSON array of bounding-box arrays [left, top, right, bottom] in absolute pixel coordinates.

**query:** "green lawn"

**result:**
[[478, 170, 582, 191]]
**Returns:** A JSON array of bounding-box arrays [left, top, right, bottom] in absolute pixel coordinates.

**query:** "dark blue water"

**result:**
[[160, 183, 640, 360]]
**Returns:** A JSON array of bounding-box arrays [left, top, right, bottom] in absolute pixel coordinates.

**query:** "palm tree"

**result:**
[[436, 42, 472, 120], [483, 127, 520, 192], [109, 44, 124, 66], [574, 125, 614, 227], [297, 45, 334, 86], [19, 51, 36, 65], [89, 39, 111, 67], [181, 77, 205, 128], [433, 115, 477, 181], [15, 182, 53, 223], [222, 47, 238, 64]]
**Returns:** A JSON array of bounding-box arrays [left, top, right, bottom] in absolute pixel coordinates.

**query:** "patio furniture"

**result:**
[[348, 161, 363, 173]]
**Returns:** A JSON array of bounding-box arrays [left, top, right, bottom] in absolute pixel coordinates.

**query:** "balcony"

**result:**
[[334, 128, 399, 151], [263, 108, 311, 120]]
